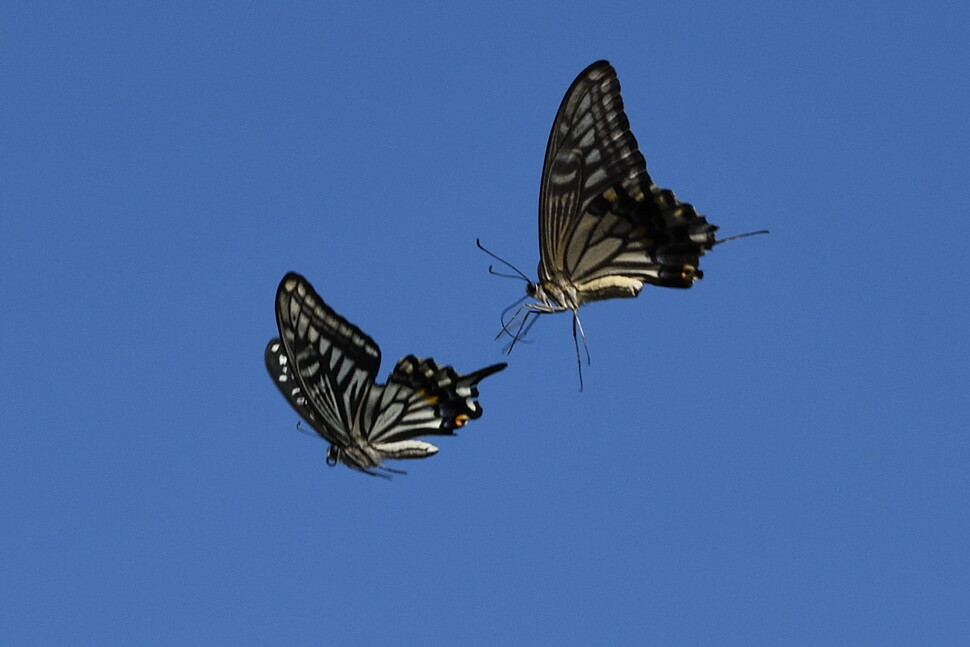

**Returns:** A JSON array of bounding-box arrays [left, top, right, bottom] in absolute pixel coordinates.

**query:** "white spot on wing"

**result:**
[[584, 168, 608, 190]]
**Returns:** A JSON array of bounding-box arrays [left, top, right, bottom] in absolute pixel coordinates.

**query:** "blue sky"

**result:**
[[2, 2, 968, 645]]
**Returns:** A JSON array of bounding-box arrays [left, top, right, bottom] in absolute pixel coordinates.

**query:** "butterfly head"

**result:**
[[525, 280, 577, 314]]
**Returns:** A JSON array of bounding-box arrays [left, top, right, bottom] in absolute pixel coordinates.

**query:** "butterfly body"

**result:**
[[266, 273, 505, 476], [527, 274, 645, 314]]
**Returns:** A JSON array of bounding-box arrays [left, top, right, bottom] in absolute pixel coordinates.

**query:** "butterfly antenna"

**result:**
[[476, 239, 531, 283], [488, 267, 528, 280], [714, 230, 770, 246]]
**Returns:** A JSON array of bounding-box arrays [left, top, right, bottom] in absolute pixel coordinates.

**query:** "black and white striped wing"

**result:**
[[357, 357, 507, 448], [265, 338, 341, 445], [538, 60, 718, 294], [269, 272, 381, 449]]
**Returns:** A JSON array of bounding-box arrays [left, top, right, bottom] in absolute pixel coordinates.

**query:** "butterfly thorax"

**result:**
[[527, 280, 578, 313], [333, 432, 438, 472], [336, 444, 385, 471]]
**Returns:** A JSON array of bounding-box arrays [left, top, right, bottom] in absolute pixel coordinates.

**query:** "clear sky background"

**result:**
[[2, 2, 968, 645]]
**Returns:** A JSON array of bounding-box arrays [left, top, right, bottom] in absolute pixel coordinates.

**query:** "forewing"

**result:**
[[358, 357, 507, 446], [538, 60, 717, 290], [273, 273, 381, 447], [265, 338, 342, 444]]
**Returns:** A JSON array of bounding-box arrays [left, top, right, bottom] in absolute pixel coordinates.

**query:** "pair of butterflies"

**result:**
[[266, 61, 765, 476]]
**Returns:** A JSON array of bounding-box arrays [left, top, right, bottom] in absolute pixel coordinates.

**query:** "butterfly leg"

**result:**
[[504, 309, 535, 354], [496, 303, 525, 341], [518, 310, 541, 341], [504, 309, 542, 353], [572, 311, 591, 366], [359, 467, 394, 479], [376, 464, 408, 475], [571, 312, 589, 392]]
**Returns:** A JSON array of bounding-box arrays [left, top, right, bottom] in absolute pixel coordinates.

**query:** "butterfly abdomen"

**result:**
[[573, 276, 644, 303]]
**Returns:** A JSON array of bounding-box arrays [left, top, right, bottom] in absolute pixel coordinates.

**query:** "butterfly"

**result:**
[[479, 60, 766, 388], [265, 272, 506, 477]]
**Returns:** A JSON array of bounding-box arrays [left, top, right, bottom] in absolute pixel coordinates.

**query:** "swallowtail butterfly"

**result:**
[[482, 60, 766, 388], [265, 272, 506, 477]]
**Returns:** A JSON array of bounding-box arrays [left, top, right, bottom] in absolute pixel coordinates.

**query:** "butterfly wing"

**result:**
[[270, 272, 381, 450], [357, 358, 507, 454], [265, 338, 342, 445], [538, 60, 718, 297]]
